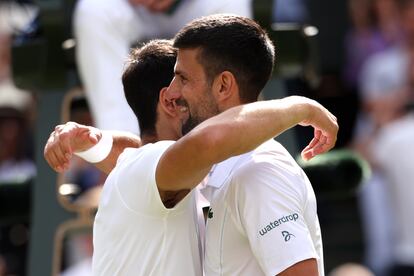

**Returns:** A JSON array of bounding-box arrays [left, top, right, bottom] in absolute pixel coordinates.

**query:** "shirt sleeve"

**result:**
[[228, 158, 318, 275], [114, 140, 175, 214]]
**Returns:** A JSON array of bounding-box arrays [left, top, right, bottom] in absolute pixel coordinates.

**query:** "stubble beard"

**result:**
[[181, 114, 202, 135], [180, 86, 220, 135]]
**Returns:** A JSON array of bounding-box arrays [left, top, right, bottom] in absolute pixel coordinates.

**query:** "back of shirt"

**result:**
[[93, 141, 203, 276], [204, 139, 324, 275]]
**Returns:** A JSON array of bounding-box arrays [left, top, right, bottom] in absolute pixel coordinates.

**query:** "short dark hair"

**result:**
[[173, 14, 275, 103], [122, 39, 177, 136]]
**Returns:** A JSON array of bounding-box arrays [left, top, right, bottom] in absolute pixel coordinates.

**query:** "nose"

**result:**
[[167, 78, 182, 98]]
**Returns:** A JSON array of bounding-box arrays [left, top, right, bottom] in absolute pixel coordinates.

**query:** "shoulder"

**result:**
[[229, 140, 308, 201], [234, 140, 304, 182], [107, 141, 176, 214]]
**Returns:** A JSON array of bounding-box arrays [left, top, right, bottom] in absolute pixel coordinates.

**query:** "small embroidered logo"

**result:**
[[282, 231, 295, 242], [208, 208, 214, 219]]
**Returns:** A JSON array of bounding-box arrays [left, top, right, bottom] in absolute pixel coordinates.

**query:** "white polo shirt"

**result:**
[[92, 141, 204, 276], [203, 139, 324, 276]]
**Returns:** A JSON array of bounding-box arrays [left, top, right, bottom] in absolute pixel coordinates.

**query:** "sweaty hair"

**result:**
[[173, 14, 275, 103], [122, 39, 177, 136]]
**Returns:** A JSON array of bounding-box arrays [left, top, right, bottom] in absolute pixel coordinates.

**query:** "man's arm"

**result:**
[[278, 259, 318, 276], [44, 122, 141, 174], [156, 96, 338, 191], [44, 96, 337, 182]]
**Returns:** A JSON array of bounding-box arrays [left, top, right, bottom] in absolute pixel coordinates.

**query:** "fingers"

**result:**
[[44, 122, 103, 172], [87, 127, 101, 144], [44, 131, 71, 172], [301, 101, 338, 161], [44, 122, 80, 172], [72, 126, 100, 151], [301, 129, 336, 161], [301, 131, 321, 161]]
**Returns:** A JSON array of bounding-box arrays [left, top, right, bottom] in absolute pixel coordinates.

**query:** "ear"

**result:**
[[159, 87, 181, 117], [213, 71, 238, 102]]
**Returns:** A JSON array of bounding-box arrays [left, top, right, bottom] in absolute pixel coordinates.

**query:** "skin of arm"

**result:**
[[156, 96, 338, 192], [278, 258, 318, 276], [44, 96, 337, 186], [44, 122, 141, 174]]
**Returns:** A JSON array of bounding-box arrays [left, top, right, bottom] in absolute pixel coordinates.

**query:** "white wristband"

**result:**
[[74, 131, 113, 163]]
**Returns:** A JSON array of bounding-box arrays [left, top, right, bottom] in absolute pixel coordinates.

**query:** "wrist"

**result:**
[[293, 97, 313, 126], [74, 131, 113, 163]]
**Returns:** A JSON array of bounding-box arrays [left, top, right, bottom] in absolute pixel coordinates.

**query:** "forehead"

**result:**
[[175, 48, 205, 75]]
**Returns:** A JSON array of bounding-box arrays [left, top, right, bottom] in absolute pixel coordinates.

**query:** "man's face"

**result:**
[[169, 48, 219, 135]]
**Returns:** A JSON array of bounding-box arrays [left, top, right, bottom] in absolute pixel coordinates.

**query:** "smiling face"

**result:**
[[169, 48, 220, 135]]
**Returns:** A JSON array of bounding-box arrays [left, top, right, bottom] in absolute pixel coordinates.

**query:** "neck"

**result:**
[[219, 97, 245, 112], [140, 133, 158, 145], [154, 114, 181, 142], [156, 125, 180, 141]]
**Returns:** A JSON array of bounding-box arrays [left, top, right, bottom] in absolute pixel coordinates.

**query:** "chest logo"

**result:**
[[207, 207, 214, 219]]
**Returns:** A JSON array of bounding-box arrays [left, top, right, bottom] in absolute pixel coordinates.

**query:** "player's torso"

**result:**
[[205, 179, 265, 275], [203, 140, 324, 276], [93, 151, 203, 276]]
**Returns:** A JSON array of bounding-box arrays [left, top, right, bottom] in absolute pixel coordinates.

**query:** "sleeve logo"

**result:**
[[258, 213, 299, 236], [282, 231, 295, 242]]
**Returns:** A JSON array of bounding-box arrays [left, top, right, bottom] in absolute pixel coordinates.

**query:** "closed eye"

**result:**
[[176, 73, 187, 85], [174, 70, 188, 85]]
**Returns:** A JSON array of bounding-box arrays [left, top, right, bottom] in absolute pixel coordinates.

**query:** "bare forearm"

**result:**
[[277, 258, 318, 276], [157, 96, 337, 191], [193, 96, 336, 163]]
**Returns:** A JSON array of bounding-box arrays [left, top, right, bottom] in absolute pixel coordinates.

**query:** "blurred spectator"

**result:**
[[366, 2, 414, 273], [73, 0, 252, 134], [355, 29, 407, 276], [0, 1, 38, 38], [60, 230, 93, 276], [343, 0, 390, 93], [370, 97, 414, 276], [342, 0, 403, 151], [373, 0, 404, 45], [0, 4, 37, 276], [0, 33, 35, 183], [353, 1, 414, 275], [0, 87, 35, 183]]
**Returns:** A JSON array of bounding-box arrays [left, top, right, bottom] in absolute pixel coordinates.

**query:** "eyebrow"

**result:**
[[174, 69, 187, 78]]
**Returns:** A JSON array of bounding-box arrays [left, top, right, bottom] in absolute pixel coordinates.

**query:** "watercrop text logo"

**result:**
[[259, 213, 299, 236]]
